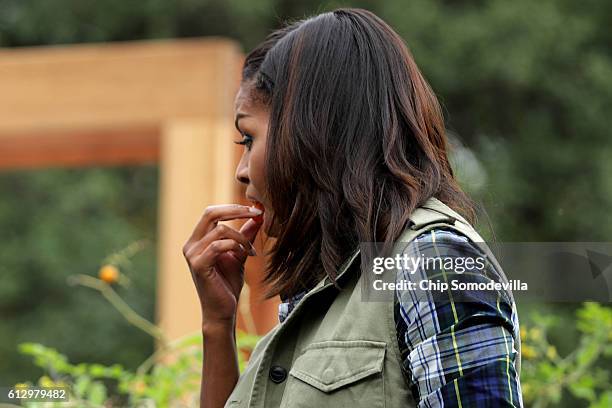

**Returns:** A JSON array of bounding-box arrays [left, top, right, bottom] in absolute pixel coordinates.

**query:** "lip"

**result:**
[[246, 194, 263, 205]]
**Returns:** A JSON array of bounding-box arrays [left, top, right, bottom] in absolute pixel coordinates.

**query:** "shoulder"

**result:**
[[393, 226, 519, 342], [405, 226, 485, 258], [392, 227, 523, 405]]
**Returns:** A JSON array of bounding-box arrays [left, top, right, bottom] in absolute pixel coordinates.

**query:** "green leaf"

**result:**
[[568, 375, 596, 402], [73, 375, 91, 398], [87, 381, 107, 405], [592, 391, 612, 408], [576, 340, 599, 367]]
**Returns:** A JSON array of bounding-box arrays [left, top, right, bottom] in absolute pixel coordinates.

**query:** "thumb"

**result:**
[[240, 218, 263, 243]]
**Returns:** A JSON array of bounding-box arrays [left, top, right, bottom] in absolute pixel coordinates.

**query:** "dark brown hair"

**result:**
[[241, 8, 475, 298]]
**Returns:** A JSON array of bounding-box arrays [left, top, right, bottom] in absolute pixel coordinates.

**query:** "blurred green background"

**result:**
[[1, 0, 611, 406]]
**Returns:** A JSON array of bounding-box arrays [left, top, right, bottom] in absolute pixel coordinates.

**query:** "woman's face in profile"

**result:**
[[234, 83, 273, 233]]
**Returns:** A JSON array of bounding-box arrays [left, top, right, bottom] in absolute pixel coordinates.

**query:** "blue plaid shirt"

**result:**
[[278, 228, 523, 407]]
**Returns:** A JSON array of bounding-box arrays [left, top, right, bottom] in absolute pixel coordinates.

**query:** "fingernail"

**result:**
[[248, 207, 263, 215], [248, 242, 257, 256]]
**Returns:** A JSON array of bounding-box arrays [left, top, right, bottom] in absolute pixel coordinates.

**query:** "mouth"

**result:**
[[246, 195, 274, 234], [246, 195, 265, 218]]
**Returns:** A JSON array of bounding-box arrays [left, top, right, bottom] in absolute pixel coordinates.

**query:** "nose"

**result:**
[[235, 154, 249, 185]]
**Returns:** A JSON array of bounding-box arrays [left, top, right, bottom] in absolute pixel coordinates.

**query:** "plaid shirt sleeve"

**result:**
[[394, 228, 523, 407]]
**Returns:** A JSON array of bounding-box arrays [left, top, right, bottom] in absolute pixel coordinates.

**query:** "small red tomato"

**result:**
[[252, 202, 265, 224], [99, 265, 120, 284]]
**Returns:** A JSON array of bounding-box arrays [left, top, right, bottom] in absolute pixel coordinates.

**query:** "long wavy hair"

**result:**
[[241, 8, 475, 298]]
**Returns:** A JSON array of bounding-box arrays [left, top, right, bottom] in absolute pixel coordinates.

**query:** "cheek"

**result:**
[[249, 144, 267, 191]]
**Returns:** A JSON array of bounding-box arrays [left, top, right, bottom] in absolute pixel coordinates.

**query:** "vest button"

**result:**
[[269, 365, 287, 383], [322, 368, 335, 384]]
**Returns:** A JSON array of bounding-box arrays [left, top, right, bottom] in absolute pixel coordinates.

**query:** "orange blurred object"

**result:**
[[99, 265, 120, 284]]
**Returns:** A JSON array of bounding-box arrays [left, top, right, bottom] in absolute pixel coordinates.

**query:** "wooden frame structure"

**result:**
[[0, 39, 279, 340]]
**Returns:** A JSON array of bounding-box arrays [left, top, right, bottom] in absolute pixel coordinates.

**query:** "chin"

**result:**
[[263, 214, 279, 238]]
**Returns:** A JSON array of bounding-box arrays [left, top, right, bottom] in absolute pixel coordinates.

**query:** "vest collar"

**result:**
[[306, 197, 453, 296], [310, 247, 361, 293]]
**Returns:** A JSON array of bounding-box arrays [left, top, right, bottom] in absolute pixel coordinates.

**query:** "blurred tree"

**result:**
[[377, 0, 612, 241], [0, 167, 158, 385], [3, 0, 608, 240]]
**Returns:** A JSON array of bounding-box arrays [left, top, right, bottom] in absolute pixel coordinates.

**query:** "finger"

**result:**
[[239, 218, 264, 244], [188, 204, 262, 243], [186, 223, 256, 259], [216, 251, 246, 294], [225, 248, 248, 265], [191, 239, 248, 272]]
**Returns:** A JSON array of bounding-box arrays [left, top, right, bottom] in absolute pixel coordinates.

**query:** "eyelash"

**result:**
[[234, 133, 254, 150]]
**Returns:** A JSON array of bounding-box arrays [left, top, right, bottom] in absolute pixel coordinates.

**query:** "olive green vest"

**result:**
[[225, 197, 520, 408]]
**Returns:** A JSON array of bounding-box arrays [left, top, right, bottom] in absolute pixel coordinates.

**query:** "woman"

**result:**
[[182, 8, 522, 408]]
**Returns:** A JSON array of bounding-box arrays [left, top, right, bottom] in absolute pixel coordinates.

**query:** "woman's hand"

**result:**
[[182, 204, 263, 331]]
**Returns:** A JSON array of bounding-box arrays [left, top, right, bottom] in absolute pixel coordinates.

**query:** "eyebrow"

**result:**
[[234, 112, 250, 132]]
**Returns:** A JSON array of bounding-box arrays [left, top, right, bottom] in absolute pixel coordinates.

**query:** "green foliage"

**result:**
[[13, 248, 259, 408], [15, 329, 258, 407], [520, 303, 612, 407], [376, 0, 612, 241], [16, 331, 257, 407], [0, 167, 158, 385]]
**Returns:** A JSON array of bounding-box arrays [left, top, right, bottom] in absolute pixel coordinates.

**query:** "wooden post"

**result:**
[[0, 38, 279, 342], [157, 119, 232, 339]]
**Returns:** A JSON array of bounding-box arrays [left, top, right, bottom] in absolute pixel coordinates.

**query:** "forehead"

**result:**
[[234, 83, 267, 116]]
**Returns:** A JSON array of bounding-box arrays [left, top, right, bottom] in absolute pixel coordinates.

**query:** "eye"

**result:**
[[234, 133, 254, 150]]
